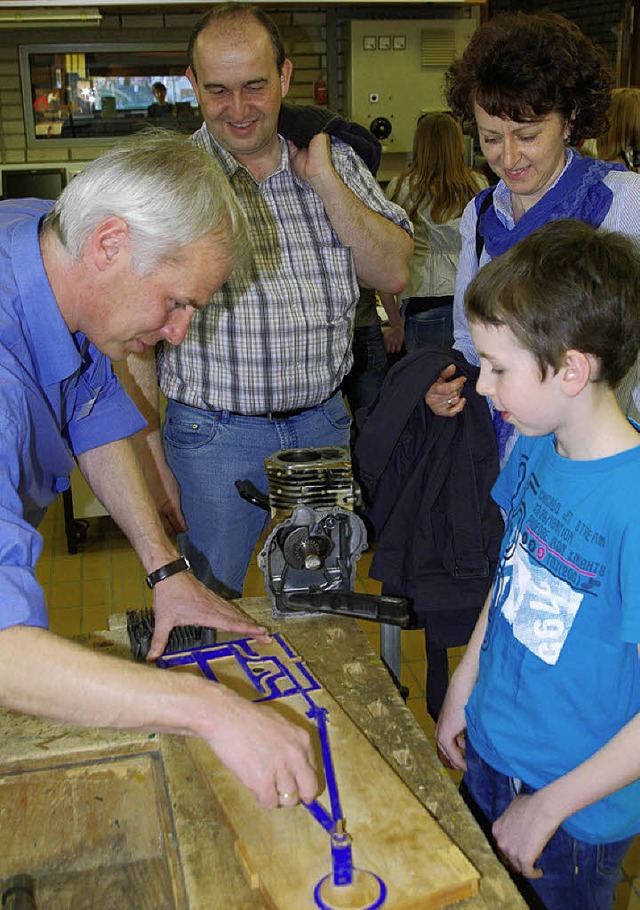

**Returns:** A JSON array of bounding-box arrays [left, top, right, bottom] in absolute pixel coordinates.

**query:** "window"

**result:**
[[20, 43, 202, 148]]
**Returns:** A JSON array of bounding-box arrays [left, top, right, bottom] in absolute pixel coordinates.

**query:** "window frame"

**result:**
[[19, 42, 199, 149]]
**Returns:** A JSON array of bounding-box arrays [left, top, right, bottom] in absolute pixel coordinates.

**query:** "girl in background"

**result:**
[[596, 87, 640, 172], [380, 112, 486, 352]]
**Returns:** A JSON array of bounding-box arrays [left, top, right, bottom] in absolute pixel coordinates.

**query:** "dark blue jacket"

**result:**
[[354, 345, 503, 641]]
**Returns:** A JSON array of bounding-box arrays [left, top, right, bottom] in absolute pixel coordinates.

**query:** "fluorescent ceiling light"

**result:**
[[0, 7, 101, 27]]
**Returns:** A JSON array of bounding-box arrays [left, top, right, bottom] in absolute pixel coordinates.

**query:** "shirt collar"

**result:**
[[197, 124, 306, 187], [11, 211, 84, 388]]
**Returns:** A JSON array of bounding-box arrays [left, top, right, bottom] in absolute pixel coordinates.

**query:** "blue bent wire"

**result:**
[[306, 702, 343, 823]]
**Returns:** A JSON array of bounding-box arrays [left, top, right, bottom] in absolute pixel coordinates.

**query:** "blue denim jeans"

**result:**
[[463, 736, 633, 910], [162, 391, 351, 598], [404, 303, 454, 353], [342, 323, 389, 416]]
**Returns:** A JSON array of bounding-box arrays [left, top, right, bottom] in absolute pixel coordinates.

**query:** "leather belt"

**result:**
[[239, 404, 314, 421], [229, 392, 336, 422]]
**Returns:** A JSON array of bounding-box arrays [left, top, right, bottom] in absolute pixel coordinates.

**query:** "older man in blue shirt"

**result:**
[[0, 131, 317, 812]]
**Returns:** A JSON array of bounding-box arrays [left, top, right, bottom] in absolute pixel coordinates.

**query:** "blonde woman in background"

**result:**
[[596, 87, 640, 172], [380, 112, 487, 353]]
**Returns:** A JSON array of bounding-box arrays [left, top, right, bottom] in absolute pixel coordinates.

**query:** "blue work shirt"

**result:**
[[0, 199, 145, 629]]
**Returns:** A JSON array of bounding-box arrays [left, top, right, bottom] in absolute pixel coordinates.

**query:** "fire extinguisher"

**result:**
[[314, 80, 328, 106]]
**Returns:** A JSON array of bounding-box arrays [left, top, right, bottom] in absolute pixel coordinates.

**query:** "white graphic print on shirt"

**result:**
[[500, 536, 582, 665], [491, 456, 606, 666]]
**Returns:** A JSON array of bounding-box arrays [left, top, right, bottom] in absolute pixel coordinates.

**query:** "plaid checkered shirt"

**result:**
[[156, 125, 411, 414]]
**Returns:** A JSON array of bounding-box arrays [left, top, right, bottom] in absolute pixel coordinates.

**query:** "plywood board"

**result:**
[[162, 636, 479, 910], [0, 750, 187, 909]]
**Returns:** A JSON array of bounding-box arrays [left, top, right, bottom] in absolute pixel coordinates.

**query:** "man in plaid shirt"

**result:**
[[124, 3, 413, 599]]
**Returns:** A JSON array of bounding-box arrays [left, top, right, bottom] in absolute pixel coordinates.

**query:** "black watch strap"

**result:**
[[146, 556, 191, 589]]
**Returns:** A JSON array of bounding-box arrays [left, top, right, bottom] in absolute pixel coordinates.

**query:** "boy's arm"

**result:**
[[493, 644, 640, 880], [435, 590, 491, 770]]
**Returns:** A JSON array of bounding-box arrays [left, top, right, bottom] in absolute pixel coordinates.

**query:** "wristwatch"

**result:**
[[145, 556, 191, 589]]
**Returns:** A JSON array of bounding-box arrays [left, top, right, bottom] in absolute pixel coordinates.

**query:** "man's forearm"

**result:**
[[114, 349, 162, 468], [115, 349, 161, 429], [378, 291, 402, 327], [113, 351, 185, 536], [0, 625, 319, 809], [0, 625, 217, 735], [288, 134, 412, 293], [77, 437, 176, 573], [314, 174, 412, 293]]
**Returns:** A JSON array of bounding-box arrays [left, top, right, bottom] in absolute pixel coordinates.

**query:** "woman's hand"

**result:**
[[424, 364, 467, 416]]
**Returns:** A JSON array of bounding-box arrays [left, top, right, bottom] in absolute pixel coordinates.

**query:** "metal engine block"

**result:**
[[253, 447, 408, 626], [259, 503, 368, 613]]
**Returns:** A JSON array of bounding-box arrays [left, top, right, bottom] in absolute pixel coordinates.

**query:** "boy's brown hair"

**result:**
[[465, 219, 640, 387]]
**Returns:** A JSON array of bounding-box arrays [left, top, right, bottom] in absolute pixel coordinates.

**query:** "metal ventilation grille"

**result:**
[[421, 27, 458, 67]]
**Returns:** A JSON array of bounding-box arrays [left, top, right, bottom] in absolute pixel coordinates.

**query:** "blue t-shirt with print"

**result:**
[[466, 432, 640, 843]]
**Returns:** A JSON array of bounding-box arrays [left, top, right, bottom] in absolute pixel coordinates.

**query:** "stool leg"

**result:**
[[62, 488, 78, 555], [424, 631, 449, 722]]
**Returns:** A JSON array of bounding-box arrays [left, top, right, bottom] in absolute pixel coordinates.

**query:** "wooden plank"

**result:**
[[180, 636, 479, 910], [234, 602, 528, 910]]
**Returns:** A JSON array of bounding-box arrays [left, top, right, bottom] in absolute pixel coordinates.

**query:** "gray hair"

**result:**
[[44, 128, 248, 273]]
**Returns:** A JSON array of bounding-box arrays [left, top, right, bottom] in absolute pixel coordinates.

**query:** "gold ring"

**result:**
[[447, 398, 454, 406]]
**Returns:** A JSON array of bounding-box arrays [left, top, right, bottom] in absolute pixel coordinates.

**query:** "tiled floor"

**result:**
[[38, 495, 640, 910], [37, 497, 153, 639]]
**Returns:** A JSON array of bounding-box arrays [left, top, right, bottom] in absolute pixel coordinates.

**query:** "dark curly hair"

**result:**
[[445, 11, 613, 144]]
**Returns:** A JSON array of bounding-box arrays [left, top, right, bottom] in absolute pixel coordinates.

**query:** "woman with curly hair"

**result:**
[[381, 112, 487, 352], [424, 13, 640, 910], [425, 11, 640, 464]]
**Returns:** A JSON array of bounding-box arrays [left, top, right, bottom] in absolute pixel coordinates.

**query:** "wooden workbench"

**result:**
[[0, 597, 527, 909]]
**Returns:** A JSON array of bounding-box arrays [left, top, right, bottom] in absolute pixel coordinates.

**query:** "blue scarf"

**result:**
[[475, 150, 625, 259]]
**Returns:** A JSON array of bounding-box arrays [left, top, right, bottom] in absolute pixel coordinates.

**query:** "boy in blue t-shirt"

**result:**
[[435, 219, 640, 910]]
